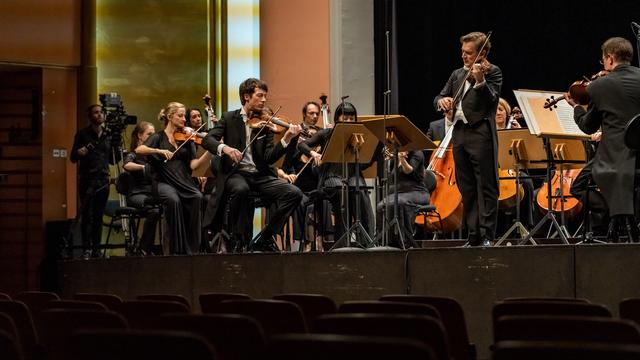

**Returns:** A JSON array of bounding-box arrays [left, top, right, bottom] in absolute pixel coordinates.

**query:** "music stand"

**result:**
[[493, 129, 545, 245], [322, 122, 379, 251], [362, 115, 435, 249]]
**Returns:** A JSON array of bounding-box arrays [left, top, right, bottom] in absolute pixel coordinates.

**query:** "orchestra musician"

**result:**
[[427, 108, 454, 143], [281, 101, 332, 251], [123, 121, 160, 255], [567, 37, 640, 242], [376, 149, 431, 248], [298, 101, 381, 247], [71, 104, 120, 259], [135, 102, 212, 254], [434, 31, 502, 247], [201, 78, 303, 253], [495, 98, 535, 234]]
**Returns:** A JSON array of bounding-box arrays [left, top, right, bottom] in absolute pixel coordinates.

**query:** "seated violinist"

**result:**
[[135, 102, 212, 255], [201, 78, 303, 253], [495, 98, 535, 234]]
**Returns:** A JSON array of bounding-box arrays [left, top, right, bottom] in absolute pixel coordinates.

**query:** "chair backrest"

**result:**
[[624, 113, 640, 150], [44, 300, 108, 312], [268, 333, 437, 360], [273, 294, 337, 326], [0, 293, 11, 301], [492, 300, 612, 327], [0, 329, 23, 360], [13, 292, 59, 338], [313, 313, 449, 360], [159, 313, 265, 360], [495, 315, 640, 344], [620, 298, 640, 326], [0, 300, 38, 360], [217, 299, 306, 337], [502, 297, 589, 303], [68, 329, 218, 360], [137, 294, 191, 310], [119, 300, 189, 329], [116, 171, 134, 196], [380, 295, 471, 360], [39, 309, 128, 360], [199, 293, 251, 313], [493, 340, 640, 360], [339, 300, 440, 318], [0, 313, 20, 351], [74, 293, 123, 312]]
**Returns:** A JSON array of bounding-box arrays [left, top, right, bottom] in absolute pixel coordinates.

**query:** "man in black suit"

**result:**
[[567, 37, 640, 242], [202, 78, 303, 252], [434, 31, 502, 246]]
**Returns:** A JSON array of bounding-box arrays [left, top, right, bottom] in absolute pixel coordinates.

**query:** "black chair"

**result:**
[[199, 293, 251, 313], [103, 172, 163, 257], [493, 340, 640, 360], [624, 113, 640, 150]]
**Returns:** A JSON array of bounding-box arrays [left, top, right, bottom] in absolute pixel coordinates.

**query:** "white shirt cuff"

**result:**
[[280, 138, 289, 147], [473, 80, 486, 89], [217, 144, 226, 156]]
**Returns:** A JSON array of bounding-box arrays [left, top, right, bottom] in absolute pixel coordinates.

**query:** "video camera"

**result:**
[[99, 93, 137, 146]]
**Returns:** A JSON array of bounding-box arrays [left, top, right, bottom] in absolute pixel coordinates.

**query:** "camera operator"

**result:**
[[71, 104, 120, 259]]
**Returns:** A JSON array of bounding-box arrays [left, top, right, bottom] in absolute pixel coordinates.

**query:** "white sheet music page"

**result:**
[[513, 89, 589, 137]]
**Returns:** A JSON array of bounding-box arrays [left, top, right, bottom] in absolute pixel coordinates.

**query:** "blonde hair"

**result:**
[[498, 98, 511, 117], [158, 101, 185, 126]]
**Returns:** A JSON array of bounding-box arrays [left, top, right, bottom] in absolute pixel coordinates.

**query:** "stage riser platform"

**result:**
[[58, 244, 640, 360]]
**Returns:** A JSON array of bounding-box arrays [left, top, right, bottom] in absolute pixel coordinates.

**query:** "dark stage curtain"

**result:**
[[374, 0, 640, 132]]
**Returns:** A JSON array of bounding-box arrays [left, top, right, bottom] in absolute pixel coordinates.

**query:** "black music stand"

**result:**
[[322, 123, 378, 251], [494, 131, 535, 245], [363, 115, 435, 249]]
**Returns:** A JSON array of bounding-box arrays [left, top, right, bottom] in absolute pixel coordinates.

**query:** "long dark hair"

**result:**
[[129, 121, 153, 152]]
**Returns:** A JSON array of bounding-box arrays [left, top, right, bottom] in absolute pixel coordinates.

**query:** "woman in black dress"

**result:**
[[136, 102, 212, 254]]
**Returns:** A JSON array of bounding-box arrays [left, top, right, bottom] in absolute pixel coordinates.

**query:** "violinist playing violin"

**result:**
[[201, 78, 303, 252], [135, 102, 212, 255], [434, 31, 502, 247], [566, 37, 640, 242], [281, 101, 332, 251]]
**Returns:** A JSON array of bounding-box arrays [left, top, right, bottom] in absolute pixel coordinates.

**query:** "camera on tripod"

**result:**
[[99, 93, 137, 145]]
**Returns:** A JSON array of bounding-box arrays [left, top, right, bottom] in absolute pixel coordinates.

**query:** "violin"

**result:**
[[248, 112, 312, 138], [544, 70, 610, 110], [173, 127, 206, 145]]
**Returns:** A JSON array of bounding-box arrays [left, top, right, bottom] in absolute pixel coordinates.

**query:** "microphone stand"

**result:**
[[633, 22, 640, 67]]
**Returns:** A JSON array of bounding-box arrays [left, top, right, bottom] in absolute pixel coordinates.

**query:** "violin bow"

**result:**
[[448, 31, 493, 110]]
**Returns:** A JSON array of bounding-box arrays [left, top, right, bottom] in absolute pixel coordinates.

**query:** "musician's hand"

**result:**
[[284, 124, 302, 143], [310, 151, 322, 166], [223, 145, 242, 163], [197, 177, 207, 192], [471, 62, 485, 83], [326, 123, 334, 129], [437, 97, 453, 112], [509, 119, 522, 129], [565, 92, 577, 107], [77, 147, 89, 156], [591, 131, 602, 142], [157, 149, 173, 160]]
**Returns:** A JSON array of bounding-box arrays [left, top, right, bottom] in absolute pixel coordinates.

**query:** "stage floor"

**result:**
[[58, 242, 640, 360]]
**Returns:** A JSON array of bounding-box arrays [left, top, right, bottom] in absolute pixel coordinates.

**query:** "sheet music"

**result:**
[[513, 89, 589, 138]]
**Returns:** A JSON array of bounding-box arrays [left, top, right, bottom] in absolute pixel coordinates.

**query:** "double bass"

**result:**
[[414, 128, 463, 233]]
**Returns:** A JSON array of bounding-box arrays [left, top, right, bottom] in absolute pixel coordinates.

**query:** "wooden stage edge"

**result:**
[[58, 242, 640, 359]]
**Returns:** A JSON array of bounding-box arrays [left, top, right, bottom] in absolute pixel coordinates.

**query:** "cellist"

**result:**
[[434, 31, 502, 247]]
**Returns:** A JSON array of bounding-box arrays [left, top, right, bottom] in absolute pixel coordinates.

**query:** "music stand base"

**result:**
[[521, 212, 569, 245], [576, 231, 607, 245], [329, 221, 373, 252], [495, 221, 530, 246]]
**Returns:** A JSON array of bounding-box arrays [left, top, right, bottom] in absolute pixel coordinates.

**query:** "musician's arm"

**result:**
[[472, 65, 502, 105], [573, 86, 603, 135], [433, 72, 456, 111]]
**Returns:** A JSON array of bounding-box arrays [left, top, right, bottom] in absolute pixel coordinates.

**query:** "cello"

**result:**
[[414, 127, 463, 233]]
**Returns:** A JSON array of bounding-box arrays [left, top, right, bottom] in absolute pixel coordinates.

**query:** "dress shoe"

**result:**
[[607, 217, 620, 243], [466, 234, 480, 247], [624, 216, 640, 243], [481, 238, 492, 247]]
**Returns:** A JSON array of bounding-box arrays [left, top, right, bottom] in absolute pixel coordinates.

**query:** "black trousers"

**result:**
[[79, 180, 109, 253], [569, 164, 609, 230], [225, 171, 303, 241], [324, 182, 374, 245], [157, 182, 203, 255], [453, 120, 499, 241], [376, 190, 430, 248]]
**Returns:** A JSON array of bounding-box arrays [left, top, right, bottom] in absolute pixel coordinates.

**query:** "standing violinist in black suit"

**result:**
[[567, 37, 640, 242], [434, 31, 502, 247], [201, 78, 303, 252]]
